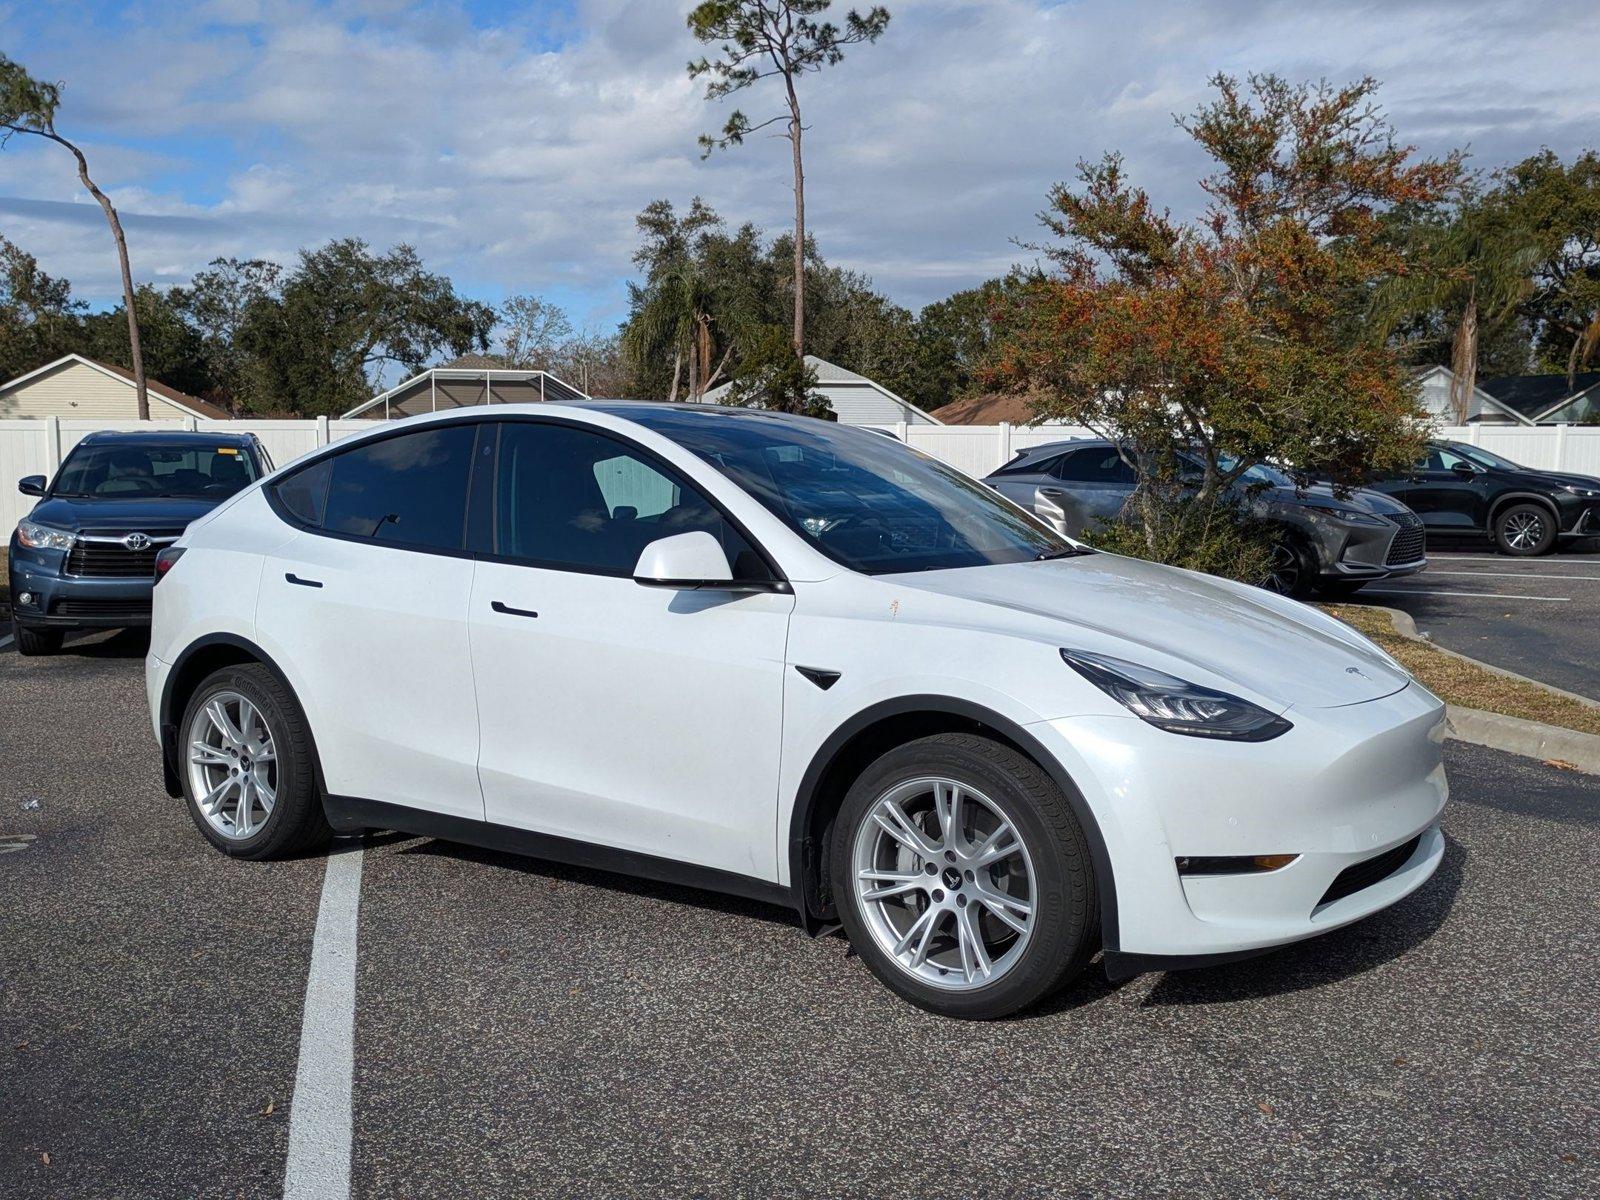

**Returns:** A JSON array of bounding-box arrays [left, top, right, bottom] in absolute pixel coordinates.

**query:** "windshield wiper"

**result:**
[[1037, 547, 1095, 560]]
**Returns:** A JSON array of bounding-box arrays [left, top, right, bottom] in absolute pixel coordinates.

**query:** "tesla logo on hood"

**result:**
[[1346, 666, 1370, 680], [122, 532, 153, 551]]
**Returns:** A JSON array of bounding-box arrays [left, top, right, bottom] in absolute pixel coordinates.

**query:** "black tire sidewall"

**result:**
[[830, 733, 1096, 1019], [12, 620, 65, 656], [179, 665, 325, 859], [1494, 503, 1556, 556]]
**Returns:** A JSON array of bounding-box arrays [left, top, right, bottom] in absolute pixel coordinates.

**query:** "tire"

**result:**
[[179, 663, 331, 860], [830, 732, 1099, 1019], [1493, 503, 1557, 556], [1262, 535, 1317, 599], [12, 620, 65, 657], [1317, 580, 1368, 599]]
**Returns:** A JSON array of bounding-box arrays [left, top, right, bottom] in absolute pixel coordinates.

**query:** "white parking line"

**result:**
[[1432, 554, 1600, 569], [1427, 570, 1600, 581], [284, 843, 364, 1200], [0, 634, 13, 652], [1364, 588, 1571, 602]]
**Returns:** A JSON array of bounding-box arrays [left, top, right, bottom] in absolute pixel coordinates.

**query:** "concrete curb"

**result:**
[[1445, 706, 1600, 775], [1367, 605, 1600, 775]]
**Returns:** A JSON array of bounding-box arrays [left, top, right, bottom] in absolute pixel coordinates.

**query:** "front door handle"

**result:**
[[491, 600, 539, 619], [285, 573, 323, 588]]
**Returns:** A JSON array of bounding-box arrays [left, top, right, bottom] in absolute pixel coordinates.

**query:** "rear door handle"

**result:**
[[285, 573, 323, 588], [491, 600, 539, 619]]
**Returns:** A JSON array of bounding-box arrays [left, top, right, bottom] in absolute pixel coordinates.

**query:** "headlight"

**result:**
[[1303, 504, 1388, 527], [1560, 484, 1600, 498], [15, 520, 75, 551], [1060, 649, 1292, 742]]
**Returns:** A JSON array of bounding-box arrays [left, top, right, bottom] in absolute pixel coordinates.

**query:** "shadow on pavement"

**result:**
[[1137, 834, 1465, 1007]]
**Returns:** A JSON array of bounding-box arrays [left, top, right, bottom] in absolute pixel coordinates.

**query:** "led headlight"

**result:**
[[1303, 503, 1388, 527], [1560, 483, 1600, 498], [1060, 649, 1292, 741], [15, 520, 75, 551]]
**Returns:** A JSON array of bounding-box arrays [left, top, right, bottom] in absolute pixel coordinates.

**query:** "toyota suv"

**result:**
[[10, 430, 271, 655]]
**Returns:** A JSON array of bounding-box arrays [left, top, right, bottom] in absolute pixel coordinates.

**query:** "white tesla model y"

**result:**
[[146, 404, 1447, 1018]]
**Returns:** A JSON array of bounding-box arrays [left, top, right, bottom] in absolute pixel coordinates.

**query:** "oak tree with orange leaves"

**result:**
[[989, 74, 1459, 564]]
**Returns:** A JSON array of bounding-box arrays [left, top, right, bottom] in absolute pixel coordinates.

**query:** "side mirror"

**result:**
[[633, 531, 735, 589], [1449, 462, 1477, 476], [18, 475, 46, 497]]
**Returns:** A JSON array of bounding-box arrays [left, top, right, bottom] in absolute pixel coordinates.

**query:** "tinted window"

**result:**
[[52, 442, 260, 499], [992, 452, 1061, 477], [613, 407, 1071, 575], [1420, 445, 1476, 472], [301, 425, 478, 550], [276, 458, 331, 526], [1056, 448, 1136, 484], [494, 422, 770, 578]]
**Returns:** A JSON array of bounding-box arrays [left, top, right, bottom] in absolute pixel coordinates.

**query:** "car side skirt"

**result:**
[[323, 794, 797, 916]]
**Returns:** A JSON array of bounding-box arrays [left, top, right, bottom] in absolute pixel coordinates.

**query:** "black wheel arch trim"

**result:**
[[785, 695, 1120, 951], [158, 633, 328, 801], [1487, 490, 1561, 531]]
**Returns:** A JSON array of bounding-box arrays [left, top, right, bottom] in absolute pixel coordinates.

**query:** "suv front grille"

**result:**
[[1317, 835, 1422, 908], [1385, 515, 1426, 566], [50, 597, 153, 620], [64, 529, 182, 578]]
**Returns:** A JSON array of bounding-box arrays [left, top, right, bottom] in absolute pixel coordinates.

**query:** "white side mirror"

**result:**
[[632, 531, 735, 589]]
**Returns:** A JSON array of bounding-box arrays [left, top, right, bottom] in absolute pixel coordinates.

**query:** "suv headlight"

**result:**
[[1560, 483, 1600, 498], [1303, 504, 1388, 527], [16, 520, 75, 551], [1060, 649, 1293, 742]]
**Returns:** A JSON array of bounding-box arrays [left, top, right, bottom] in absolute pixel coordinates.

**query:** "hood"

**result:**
[[25, 495, 223, 532], [1261, 481, 1414, 518], [1512, 469, 1600, 492], [895, 553, 1409, 711]]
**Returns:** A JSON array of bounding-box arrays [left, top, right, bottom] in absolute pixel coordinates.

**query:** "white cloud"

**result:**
[[2, 0, 1597, 323]]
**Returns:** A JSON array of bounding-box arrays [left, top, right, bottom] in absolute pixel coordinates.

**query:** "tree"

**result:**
[[174, 258, 284, 412], [0, 55, 149, 418], [1499, 150, 1600, 385], [987, 75, 1456, 569], [0, 236, 85, 384], [910, 280, 1012, 409], [497, 294, 575, 369], [687, 0, 889, 357], [237, 239, 495, 416], [84, 285, 211, 400], [1373, 183, 1542, 422], [721, 323, 829, 416]]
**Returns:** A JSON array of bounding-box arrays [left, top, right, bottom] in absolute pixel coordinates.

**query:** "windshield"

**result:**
[[620, 408, 1075, 574], [1215, 454, 1294, 488], [1453, 443, 1525, 472], [52, 443, 259, 499]]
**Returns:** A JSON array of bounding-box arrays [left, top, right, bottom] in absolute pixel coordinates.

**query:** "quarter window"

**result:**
[[1056, 449, 1136, 484], [492, 422, 770, 578]]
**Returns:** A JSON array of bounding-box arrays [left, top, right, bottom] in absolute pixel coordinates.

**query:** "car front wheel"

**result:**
[[11, 620, 65, 657], [831, 733, 1098, 1019], [1493, 503, 1557, 556], [180, 663, 331, 859]]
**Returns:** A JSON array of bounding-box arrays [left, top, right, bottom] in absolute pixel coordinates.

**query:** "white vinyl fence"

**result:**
[[4, 414, 1599, 536]]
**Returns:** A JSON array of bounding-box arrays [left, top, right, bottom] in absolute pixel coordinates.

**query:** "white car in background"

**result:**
[[146, 404, 1448, 1019]]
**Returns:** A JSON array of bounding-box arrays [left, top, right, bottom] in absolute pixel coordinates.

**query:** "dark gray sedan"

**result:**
[[984, 439, 1427, 598]]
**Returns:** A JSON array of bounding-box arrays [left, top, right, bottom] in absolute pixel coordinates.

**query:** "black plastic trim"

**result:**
[[324, 794, 795, 913], [1102, 945, 1272, 982], [785, 695, 1120, 951], [794, 666, 841, 690], [490, 600, 539, 619]]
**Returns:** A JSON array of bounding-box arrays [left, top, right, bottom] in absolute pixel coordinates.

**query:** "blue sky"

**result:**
[[4, 0, 1598, 336]]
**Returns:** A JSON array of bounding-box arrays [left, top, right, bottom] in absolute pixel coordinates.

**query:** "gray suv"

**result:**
[[984, 439, 1427, 598]]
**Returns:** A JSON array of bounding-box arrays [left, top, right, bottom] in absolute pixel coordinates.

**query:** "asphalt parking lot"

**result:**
[[1352, 542, 1600, 699], [2, 632, 1598, 1199]]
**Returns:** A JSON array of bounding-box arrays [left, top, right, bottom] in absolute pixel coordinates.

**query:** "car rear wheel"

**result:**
[[831, 733, 1098, 1019], [11, 620, 65, 657], [1493, 503, 1556, 556], [180, 663, 331, 859]]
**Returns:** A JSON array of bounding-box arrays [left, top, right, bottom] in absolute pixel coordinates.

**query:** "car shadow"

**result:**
[[1135, 833, 1466, 1007], [394, 836, 805, 929], [59, 628, 150, 658]]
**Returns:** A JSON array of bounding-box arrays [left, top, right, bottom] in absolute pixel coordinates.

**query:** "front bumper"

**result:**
[[1558, 502, 1599, 539], [1033, 681, 1449, 960], [8, 543, 154, 627], [1311, 515, 1428, 581]]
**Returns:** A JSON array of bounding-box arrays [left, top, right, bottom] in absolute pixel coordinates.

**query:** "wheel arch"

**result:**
[[158, 633, 326, 801], [786, 695, 1119, 951], [1486, 490, 1561, 532]]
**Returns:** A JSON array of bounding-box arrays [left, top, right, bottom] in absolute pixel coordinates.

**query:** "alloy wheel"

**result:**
[[1502, 511, 1545, 551], [851, 777, 1037, 991], [186, 690, 278, 840], [1264, 543, 1300, 594]]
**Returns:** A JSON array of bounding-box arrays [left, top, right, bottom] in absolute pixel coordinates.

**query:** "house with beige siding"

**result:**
[[0, 354, 230, 420]]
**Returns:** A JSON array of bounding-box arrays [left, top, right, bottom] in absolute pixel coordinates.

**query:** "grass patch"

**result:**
[[1321, 603, 1600, 737]]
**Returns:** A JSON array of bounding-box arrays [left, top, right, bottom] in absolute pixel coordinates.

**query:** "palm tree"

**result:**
[[623, 262, 736, 403]]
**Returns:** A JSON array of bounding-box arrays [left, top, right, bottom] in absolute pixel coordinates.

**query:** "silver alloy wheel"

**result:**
[[851, 777, 1037, 991], [1264, 543, 1300, 594], [186, 690, 278, 840], [1502, 510, 1545, 551]]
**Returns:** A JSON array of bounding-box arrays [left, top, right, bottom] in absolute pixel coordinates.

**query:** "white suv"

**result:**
[[146, 404, 1448, 1018]]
